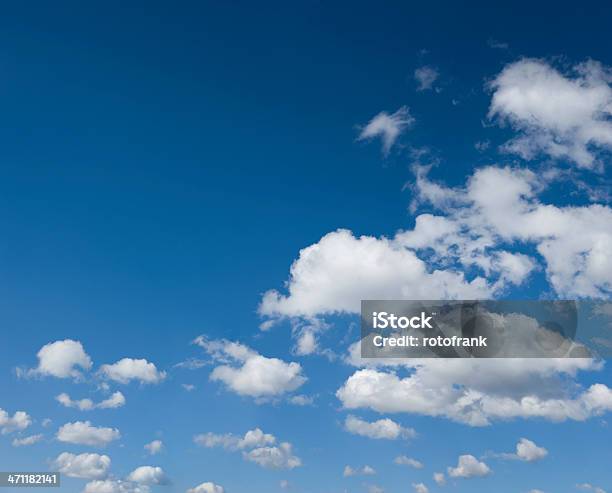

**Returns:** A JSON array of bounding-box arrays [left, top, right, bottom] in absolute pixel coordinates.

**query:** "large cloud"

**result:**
[[489, 58, 612, 168], [194, 427, 301, 470], [52, 452, 111, 479], [99, 358, 166, 384], [56, 421, 120, 447], [194, 337, 306, 398], [337, 359, 612, 426], [25, 339, 92, 379], [260, 229, 493, 319]]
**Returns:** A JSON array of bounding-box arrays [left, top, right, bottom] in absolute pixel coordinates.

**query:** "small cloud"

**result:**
[[414, 66, 439, 91], [144, 439, 163, 455], [488, 38, 509, 49], [412, 483, 429, 493], [475, 140, 491, 152], [394, 455, 423, 469], [12, 434, 43, 447], [447, 455, 491, 478], [343, 465, 376, 477], [344, 415, 415, 440], [357, 106, 414, 155], [182, 384, 196, 392], [433, 473, 445, 486]]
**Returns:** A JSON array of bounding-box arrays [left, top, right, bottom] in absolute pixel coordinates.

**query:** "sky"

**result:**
[[0, 2, 612, 493]]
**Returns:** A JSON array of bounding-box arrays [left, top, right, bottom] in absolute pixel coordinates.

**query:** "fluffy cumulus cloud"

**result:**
[[12, 434, 43, 447], [56, 421, 121, 447], [433, 473, 446, 486], [52, 452, 111, 479], [0, 408, 31, 434], [415, 66, 439, 91], [144, 440, 163, 455], [447, 455, 491, 478], [194, 427, 300, 470], [405, 165, 612, 298], [194, 337, 306, 399], [343, 465, 376, 477], [344, 415, 415, 440], [187, 483, 225, 493], [489, 58, 612, 168], [394, 456, 423, 469], [126, 466, 169, 485], [56, 392, 125, 411], [259, 229, 493, 320], [25, 339, 92, 379], [337, 359, 612, 426], [357, 106, 414, 155], [99, 358, 166, 384], [499, 438, 548, 462], [412, 483, 429, 493]]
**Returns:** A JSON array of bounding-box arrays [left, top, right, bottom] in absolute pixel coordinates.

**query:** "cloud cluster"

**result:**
[[489, 59, 612, 168], [56, 392, 125, 411], [194, 337, 306, 399], [194, 427, 301, 470], [337, 359, 612, 426], [0, 408, 31, 434]]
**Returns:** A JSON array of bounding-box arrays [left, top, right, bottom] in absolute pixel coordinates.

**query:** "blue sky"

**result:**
[[0, 2, 611, 493]]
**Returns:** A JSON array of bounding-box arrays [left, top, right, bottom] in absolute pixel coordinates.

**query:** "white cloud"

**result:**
[[415, 66, 439, 91], [260, 229, 493, 320], [52, 452, 111, 479], [433, 473, 446, 486], [187, 483, 224, 493], [100, 359, 166, 384], [394, 456, 423, 469], [405, 165, 612, 298], [412, 483, 429, 493], [344, 415, 415, 440], [26, 339, 92, 379], [343, 465, 376, 477], [489, 58, 612, 168], [194, 427, 276, 451], [447, 455, 491, 478], [182, 384, 196, 392], [0, 408, 31, 434], [84, 480, 149, 493], [144, 440, 163, 455], [337, 359, 612, 426], [127, 466, 169, 485], [288, 395, 314, 406], [194, 337, 306, 398], [357, 106, 414, 155], [367, 485, 384, 493], [577, 483, 607, 493], [194, 427, 300, 470], [499, 438, 548, 462], [243, 442, 301, 470], [56, 421, 120, 447], [56, 392, 125, 411], [12, 434, 42, 447]]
